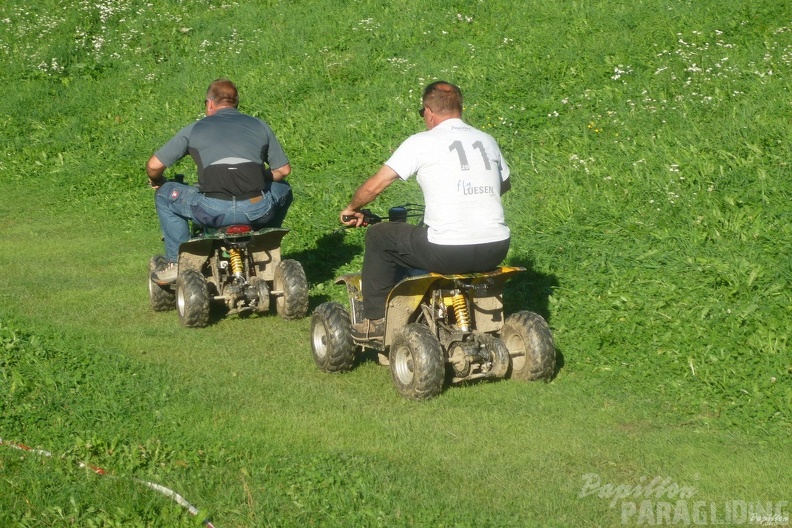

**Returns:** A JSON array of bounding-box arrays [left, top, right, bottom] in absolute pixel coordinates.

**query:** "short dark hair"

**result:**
[[206, 78, 239, 108], [422, 81, 463, 116]]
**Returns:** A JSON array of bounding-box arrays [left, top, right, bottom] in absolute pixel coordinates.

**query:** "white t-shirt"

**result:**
[[385, 118, 511, 245]]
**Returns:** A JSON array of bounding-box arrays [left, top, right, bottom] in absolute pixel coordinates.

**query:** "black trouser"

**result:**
[[362, 222, 510, 319]]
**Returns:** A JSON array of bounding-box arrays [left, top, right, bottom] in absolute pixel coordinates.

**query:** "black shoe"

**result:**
[[351, 318, 385, 340]]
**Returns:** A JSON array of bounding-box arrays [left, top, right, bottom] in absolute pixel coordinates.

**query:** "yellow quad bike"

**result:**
[[148, 175, 308, 328], [309, 206, 556, 401], [148, 220, 308, 328]]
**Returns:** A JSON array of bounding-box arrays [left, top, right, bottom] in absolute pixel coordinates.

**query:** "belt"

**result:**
[[203, 190, 263, 201]]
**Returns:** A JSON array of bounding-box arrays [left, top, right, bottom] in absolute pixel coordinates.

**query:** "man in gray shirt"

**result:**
[[146, 78, 293, 283]]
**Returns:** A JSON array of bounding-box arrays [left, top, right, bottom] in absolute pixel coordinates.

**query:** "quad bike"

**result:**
[[309, 206, 556, 401], [148, 181, 309, 328]]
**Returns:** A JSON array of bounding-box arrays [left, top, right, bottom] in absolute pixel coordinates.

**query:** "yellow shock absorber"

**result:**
[[228, 248, 244, 278], [452, 292, 470, 332]]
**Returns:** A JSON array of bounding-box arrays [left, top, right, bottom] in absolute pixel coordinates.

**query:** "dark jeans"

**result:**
[[155, 181, 293, 262], [362, 222, 510, 319]]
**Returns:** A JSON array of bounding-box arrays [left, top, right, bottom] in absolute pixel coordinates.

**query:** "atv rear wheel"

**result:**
[[501, 311, 555, 381], [274, 259, 309, 320], [148, 255, 175, 312], [310, 302, 355, 373], [478, 333, 511, 378], [390, 324, 445, 401], [176, 269, 210, 328], [250, 276, 270, 313]]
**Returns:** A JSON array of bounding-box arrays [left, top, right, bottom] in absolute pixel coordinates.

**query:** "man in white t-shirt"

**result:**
[[340, 81, 511, 340]]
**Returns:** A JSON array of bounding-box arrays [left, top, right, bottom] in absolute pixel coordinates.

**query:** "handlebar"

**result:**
[[343, 209, 382, 226], [342, 205, 424, 228]]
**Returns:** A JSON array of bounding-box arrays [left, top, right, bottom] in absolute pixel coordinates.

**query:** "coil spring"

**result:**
[[229, 248, 244, 277], [452, 292, 470, 331]]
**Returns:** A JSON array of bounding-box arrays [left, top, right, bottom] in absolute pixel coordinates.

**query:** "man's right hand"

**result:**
[[340, 209, 363, 227], [340, 209, 380, 227], [148, 175, 167, 189]]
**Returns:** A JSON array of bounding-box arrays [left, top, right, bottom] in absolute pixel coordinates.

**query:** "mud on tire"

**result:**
[[148, 255, 175, 312], [310, 302, 355, 373], [274, 259, 309, 320], [176, 269, 210, 328], [478, 333, 511, 378], [250, 276, 270, 314], [390, 324, 445, 401], [500, 311, 555, 381]]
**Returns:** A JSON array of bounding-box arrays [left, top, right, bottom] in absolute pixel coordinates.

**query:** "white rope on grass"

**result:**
[[0, 437, 216, 527], [133, 478, 202, 517]]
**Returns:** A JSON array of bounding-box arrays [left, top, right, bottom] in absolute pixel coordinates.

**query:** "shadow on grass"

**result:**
[[285, 230, 363, 310], [503, 256, 557, 321], [504, 255, 565, 377]]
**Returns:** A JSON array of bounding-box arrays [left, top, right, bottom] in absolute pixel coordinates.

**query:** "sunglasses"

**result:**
[[418, 106, 426, 117]]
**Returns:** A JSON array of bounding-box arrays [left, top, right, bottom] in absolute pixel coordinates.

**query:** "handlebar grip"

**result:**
[[342, 215, 356, 222]]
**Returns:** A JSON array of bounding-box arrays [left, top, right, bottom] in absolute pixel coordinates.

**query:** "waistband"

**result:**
[[202, 190, 263, 201]]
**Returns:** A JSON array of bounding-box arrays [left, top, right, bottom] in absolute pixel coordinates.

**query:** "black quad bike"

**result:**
[[148, 195, 308, 328], [309, 206, 556, 400]]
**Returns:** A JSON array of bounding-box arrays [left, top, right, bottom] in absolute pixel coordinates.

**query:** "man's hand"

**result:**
[[340, 166, 400, 226], [148, 175, 167, 189], [340, 208, 381, 227], [340, 208, 364, 227]]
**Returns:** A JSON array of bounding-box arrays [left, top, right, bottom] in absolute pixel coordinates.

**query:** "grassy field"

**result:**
[[1, 0, 790, 526]]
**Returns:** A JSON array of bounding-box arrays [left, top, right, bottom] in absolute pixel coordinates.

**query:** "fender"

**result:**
[[336, 267, 525, 346], [178, 227, 289, 279]]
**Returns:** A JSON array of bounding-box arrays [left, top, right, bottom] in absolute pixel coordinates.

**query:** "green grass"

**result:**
[[1, 0, 790, 526]]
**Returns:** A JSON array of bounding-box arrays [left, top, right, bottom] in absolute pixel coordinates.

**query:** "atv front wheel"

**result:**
[[310, 302, 355, 373], [501, 311, 555, 381], [390, 324, 445, 401], [176, 269, 210, 328], [148, 255, 175, 312], [273, 259, 309, 320]]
